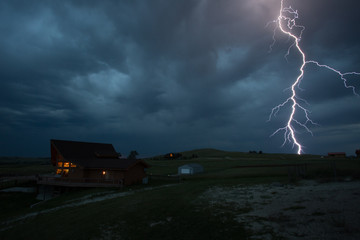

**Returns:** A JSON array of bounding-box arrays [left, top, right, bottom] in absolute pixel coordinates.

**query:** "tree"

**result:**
[[128, 150, 139, 160]]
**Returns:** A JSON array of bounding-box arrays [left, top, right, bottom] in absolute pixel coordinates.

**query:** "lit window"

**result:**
[[57, 162, 63, 167], [63, 169, 69, 174], [70, 163, 77, 168], [102, 170, 106, 175], [56, 169, 62, 174], [63, 162, 70, 168]]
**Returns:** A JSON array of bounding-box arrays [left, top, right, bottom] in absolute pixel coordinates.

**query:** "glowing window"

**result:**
[[56, 169, 62, 174], [63, 162, 70, 168], [57, 162, 63, 167], [170, 153, 173, 157], [70, 163, 77, 168], [63, 169, 69, 174], [102, 170, 106, 175]]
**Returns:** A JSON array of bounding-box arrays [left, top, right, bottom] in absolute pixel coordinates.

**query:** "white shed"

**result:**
[[178, 163, 204, 175]]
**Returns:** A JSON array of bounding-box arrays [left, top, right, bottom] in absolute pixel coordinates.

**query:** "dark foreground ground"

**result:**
[[1, 150, 359, 239]]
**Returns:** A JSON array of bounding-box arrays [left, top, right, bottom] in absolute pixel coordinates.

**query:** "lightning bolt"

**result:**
[[268, 0, 360, 155]]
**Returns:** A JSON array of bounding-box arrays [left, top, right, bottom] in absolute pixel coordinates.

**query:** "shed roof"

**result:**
[[179, 163, 203, 168], [51, 139, 149, 170]]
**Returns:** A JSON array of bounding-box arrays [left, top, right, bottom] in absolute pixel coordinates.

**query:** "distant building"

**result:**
[[164, 153, 182, 159], [328, 152, 346, 158], [356, 149, 360, 158], [178, 163, 204, 175], [37, 139, 149, 187]]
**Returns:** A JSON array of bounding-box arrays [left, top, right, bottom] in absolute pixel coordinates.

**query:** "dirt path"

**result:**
[[0, 184, 176, 232], [201, 180, 360, 240]]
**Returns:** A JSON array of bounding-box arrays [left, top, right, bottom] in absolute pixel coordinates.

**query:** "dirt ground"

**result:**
[[201, 179, 360, 240]]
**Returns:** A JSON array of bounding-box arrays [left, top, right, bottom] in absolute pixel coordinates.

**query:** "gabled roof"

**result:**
[[51, 139, 149, 170], [51, 139, 118, 159]]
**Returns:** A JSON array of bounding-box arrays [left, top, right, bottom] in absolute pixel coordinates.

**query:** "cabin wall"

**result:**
[[68, 168, 84, 179], [124, 164, 146, 186], [109, 170, 125, 180], [51, 145, 79, 177], [51, 144, 64, 166], [65, 166, 146, 186], [83, 169, 102, 179], [81, 169, 125, 182]]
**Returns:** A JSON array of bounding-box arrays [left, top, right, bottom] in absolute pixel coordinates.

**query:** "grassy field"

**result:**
[[1, 149, 359, 239], [146, 149, 359, 180], [0, 157, 53, 176]]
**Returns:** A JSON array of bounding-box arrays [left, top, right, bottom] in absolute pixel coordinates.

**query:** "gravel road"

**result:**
[[201, 179, 360, 240]]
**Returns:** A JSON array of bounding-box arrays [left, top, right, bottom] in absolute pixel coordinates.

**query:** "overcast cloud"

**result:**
[[1, 0, 359, 157]]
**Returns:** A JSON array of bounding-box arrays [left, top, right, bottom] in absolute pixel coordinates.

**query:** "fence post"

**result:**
[[331, 161, 337, 181]]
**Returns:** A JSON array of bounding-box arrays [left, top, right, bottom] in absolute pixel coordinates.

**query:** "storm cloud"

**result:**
[[1, 0, 359, 157]]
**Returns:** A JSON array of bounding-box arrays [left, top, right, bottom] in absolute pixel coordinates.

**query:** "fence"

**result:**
[[148, 174, 181, 183], [37, 176, 123, 188], [0, 175, 37, 189]]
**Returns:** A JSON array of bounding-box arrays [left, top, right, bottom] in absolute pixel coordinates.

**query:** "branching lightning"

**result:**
[[268, 0, 360, 155]]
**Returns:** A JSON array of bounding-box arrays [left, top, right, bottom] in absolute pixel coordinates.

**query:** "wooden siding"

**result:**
[[123, 164, 146, 186], [48, 140, 149, 187]]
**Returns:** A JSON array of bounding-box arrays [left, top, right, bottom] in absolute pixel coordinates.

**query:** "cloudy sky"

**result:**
[[1, 0, 359, 157]]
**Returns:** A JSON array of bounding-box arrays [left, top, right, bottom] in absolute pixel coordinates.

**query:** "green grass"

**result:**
[[283, 205, 306, 211], [0, 164, 53, 176], [0, 157, 49, 165], [147, 149, 360, 180], [0, 157, 52, 176], [1, 180, 250, 240], [0, 192, 39, 223], [1, 150, 359, 239]]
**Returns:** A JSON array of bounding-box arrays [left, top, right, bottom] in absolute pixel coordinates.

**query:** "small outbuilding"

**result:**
[[328, 152, 346, 158], [164, 153, 182, 159], [178, 163, 204, 175]]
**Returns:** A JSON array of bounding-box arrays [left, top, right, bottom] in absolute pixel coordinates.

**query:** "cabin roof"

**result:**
[[51, 139, 117, 159], [51, 139, 149, 170]]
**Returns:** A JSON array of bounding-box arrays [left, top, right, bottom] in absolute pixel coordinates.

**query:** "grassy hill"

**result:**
[[146, 148, 357, 179], [0, 157, 52, 176]]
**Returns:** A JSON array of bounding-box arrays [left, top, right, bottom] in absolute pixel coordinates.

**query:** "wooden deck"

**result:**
[[37, 176, 123, 188]]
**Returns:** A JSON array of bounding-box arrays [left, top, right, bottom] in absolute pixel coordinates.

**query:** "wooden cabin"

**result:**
[[40, 139, 149, 187]]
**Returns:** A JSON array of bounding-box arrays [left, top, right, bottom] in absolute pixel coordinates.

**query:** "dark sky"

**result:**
[[1, 0, 359, 157]]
